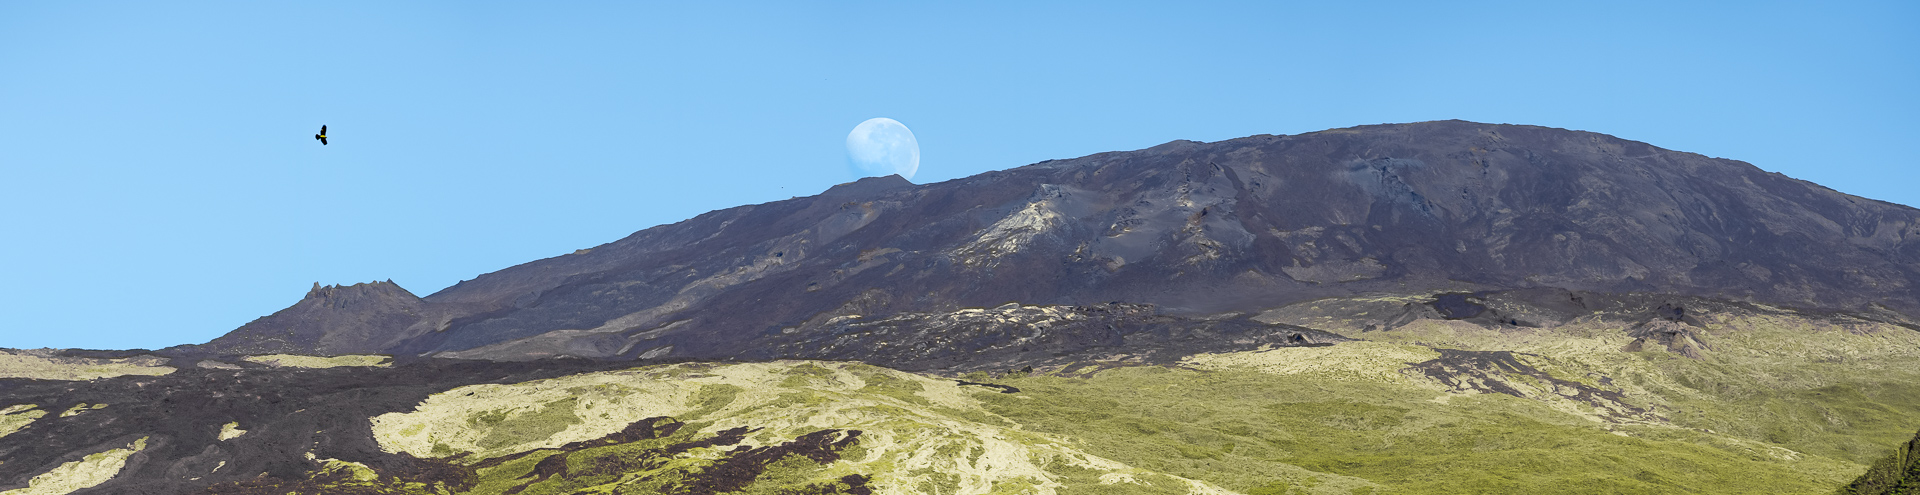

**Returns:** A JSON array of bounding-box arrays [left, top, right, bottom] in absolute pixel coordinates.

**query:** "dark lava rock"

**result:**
[[1407, 348, 1656, 421], [0, 359, 645, 494], [757, 302, 1348, 373], [1432, 293, 1488, 320]]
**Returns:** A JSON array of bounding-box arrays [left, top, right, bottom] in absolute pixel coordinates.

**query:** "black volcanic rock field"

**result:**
[[7, 120, 1920, 494]]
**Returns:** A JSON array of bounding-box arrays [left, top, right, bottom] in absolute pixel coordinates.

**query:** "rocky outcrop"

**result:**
[[1623, 319, 1712, 358], [182, 281, 451, 356]]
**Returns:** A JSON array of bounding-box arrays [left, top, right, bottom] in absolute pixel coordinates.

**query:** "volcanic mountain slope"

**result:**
[[183, 120, 1920, 363]]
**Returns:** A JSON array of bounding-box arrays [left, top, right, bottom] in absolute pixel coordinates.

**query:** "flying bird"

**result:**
[[314, 125, 327, 145]]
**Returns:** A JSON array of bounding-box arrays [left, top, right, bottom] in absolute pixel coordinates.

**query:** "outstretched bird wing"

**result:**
[[320, 125, 326, 134]]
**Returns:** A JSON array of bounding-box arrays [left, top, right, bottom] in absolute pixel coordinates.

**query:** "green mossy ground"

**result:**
[[980, 366, 1860, 494], [221, 304, 1920, 494], [1840, 429, 1920, 495], [971, 307, 1920, 494]]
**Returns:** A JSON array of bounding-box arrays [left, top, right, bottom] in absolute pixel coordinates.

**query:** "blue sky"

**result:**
[[2, 1, 1915, 350]]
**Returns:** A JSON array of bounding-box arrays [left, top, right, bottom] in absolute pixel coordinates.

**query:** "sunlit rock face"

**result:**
[[187, 121, 1920, 362]]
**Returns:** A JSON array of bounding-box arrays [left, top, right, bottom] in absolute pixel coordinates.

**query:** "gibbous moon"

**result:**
[[846, 117, 919, 180]]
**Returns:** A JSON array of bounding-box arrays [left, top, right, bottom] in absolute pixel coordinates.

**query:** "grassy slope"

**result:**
[[1838, 429, 1920, 495], [985, 366, 1855, 494], [350, 361, 1237, 494], [973, 301, 1920, 494], [197, 298, 1920, 494]]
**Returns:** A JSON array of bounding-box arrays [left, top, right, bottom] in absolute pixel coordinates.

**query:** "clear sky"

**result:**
[[3, 1, 1915, 350]]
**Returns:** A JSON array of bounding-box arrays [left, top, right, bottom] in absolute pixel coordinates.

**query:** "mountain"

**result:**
[[13, 120, 1920, 494], [180, 120, 1920, 365]]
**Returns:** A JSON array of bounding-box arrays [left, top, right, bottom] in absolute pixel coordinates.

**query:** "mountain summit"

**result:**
[[187, 120, 1920, 363]]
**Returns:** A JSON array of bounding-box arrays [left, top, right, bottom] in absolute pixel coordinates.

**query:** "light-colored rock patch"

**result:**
[[637, 345, 673, 359], [952, 197, 1067, 266], [0, 436, 146, 495], [242, 354, 392, 368], [58, 403, 105, 418]]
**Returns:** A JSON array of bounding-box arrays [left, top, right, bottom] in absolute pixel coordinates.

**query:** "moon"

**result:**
[[845, 117, 919, 180]]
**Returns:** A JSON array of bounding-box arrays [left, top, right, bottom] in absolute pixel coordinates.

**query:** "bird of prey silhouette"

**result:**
[[315, 125, 328, 145]]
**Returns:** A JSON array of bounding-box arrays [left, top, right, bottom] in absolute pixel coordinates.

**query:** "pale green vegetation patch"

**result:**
[[372, 360, 1238, 494], [983, 365, 1868, 494], [218, 421, 246, 441], [0, 436, 146, 495], [263, 297, 1920, 494], [987, 299, 1920, 494], [1335, 310, 1920, 465], [1182, 341, 1440, 386], [303, 451, 381, 484], [57, 403, 106, 418], [0, 350, 173, 381], [242, 354, 393, 368], [0, 404, 46, 440], [471, 397, 581, 450]]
